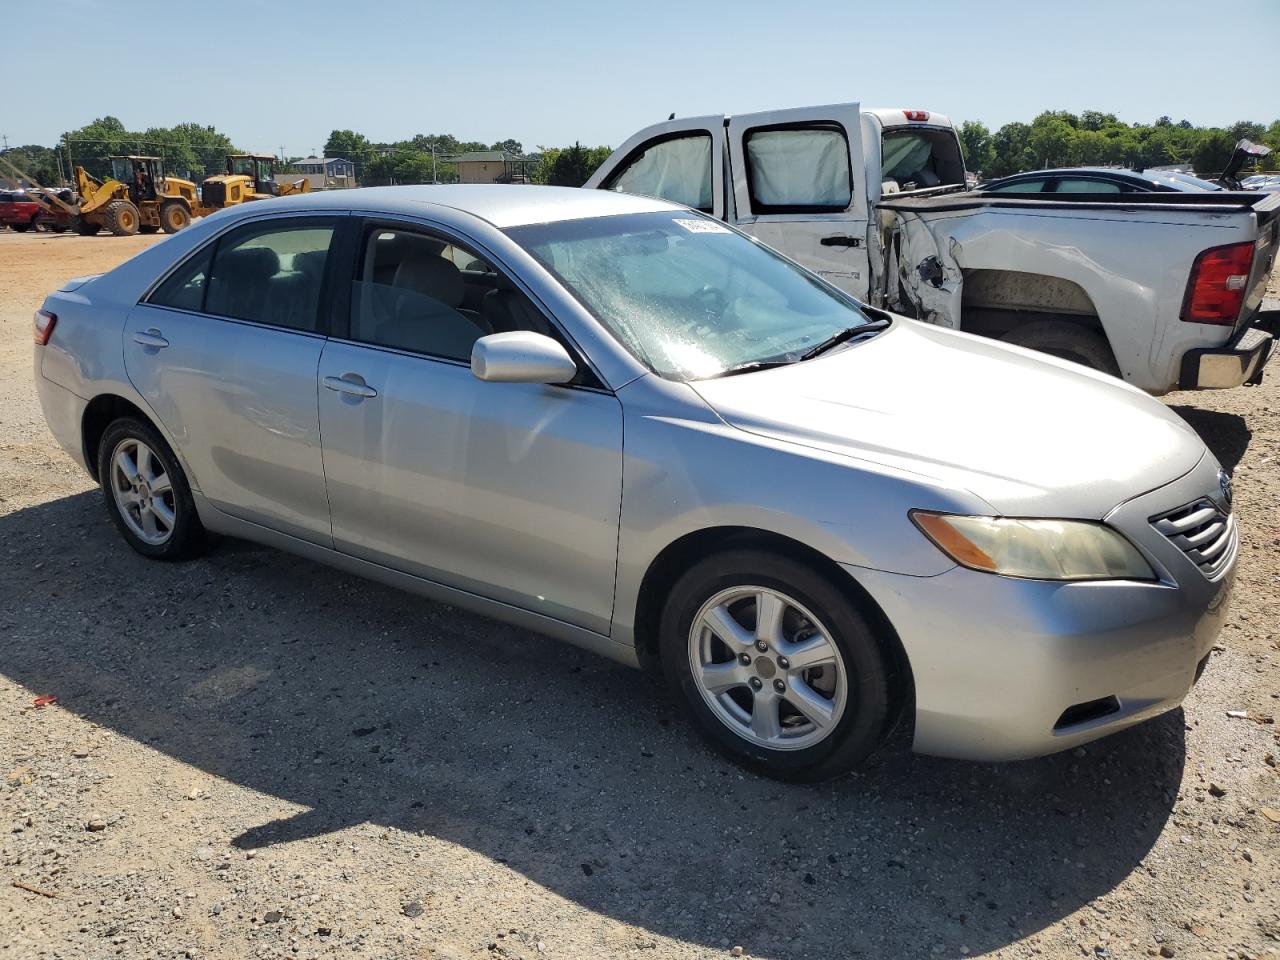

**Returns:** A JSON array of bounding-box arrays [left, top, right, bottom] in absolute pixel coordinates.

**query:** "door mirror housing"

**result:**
[[471, 332, 578, 385]]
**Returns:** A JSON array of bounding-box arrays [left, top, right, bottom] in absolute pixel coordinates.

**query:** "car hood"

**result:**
[[690, 319, 1207, 518]]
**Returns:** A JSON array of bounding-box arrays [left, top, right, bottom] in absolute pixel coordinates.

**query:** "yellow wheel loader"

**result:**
[[74, 157, 200, 236], [198, 154, 310, 209]]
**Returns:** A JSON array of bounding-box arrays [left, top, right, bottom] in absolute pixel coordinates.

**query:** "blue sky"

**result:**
[[6, 0, 1277, 155]]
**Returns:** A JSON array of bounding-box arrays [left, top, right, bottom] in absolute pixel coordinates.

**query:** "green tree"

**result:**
[[988, 122, 1032, 177], [957, 120, 993, 175]]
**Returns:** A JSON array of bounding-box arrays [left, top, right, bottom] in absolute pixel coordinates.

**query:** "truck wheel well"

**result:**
[[958, 268, 1119, 372], [82, 394, 149, 483], [633, 526, 913, 720]]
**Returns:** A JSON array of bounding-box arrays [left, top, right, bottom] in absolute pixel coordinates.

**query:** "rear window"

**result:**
[[880, 128, 966, 191], [743, 124, 852, 214]]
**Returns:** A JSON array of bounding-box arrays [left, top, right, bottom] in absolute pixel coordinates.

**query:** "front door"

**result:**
[[316, 220, 624, 635], [584, 115, 727, 220], [726, 103, 870, 298], [124, 215, 341, 544]]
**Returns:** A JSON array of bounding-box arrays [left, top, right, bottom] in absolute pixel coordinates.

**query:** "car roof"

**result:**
[[227, 184, 683, 229]]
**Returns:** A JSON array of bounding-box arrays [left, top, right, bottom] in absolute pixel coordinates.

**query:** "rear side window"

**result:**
[[204, 222, 335, 331], [150, 245, 214, 312], [744, 125, 852, 213], [605, 134, 713, 212], [988, 179, 1047, 194]]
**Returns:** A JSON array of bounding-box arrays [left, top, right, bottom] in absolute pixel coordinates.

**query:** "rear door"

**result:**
[[584, 115, 726, 220], [726, 104, 869, 297], [125, 214, 342, 545]]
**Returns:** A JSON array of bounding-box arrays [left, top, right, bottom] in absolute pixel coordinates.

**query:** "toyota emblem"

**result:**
[[1218, 470, 1233, 510]]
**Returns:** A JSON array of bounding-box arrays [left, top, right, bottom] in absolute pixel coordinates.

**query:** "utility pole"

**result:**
[[431, 142, 437, 184]]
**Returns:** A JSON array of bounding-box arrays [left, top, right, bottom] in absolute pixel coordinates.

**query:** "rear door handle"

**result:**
[[820, 235, 862, 248], [132, 328, 169, 348], [323, 374, 378, 399]]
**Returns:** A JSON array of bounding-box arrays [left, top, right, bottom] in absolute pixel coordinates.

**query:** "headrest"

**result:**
[[394, 255, 463, 307], [221, 245, 280, 283]]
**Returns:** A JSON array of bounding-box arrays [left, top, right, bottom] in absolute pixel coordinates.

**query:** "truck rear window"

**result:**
[[881, 129, 966, 191]]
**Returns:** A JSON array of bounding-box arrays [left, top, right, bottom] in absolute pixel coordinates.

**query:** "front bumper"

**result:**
[[851, 454, 1235, 761], [1178, 316, 1274, 389]]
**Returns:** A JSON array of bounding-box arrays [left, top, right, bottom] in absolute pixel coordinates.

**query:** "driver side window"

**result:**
[[605, 134, 714, 212], [348, 226, 557, 363]]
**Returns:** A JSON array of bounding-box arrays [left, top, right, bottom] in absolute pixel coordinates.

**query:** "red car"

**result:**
[[0, 190, 44, 231]]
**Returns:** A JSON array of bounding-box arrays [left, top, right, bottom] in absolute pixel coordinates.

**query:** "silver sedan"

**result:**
[[34, 186, 1235, 780]]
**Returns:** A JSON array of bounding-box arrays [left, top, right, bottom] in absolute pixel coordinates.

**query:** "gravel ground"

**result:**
[[1, 229, 1278, 960]]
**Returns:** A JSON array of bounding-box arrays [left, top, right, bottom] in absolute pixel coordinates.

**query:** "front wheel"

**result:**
[[104, 199, 141, 236], [98, 418, 207, 561], [659, 550, 892, 781]]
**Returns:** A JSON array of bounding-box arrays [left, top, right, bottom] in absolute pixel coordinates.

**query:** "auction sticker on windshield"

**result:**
[[672, 218, 731, 234]]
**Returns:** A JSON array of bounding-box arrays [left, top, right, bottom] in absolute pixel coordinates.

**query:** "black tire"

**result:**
[[10, 221, 30, 233], [104, 199, 141, 236], [659, 549, 892, 782], [1001, 320, 1120, 376], [97, 417, 207, 562], [159, 200, 191, 234], [75, 217, 100, 236]]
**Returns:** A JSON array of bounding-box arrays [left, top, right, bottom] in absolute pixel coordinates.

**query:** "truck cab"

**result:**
[[586, 104, 966, 299]]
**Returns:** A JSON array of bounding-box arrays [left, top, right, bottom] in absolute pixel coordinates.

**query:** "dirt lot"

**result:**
[[1, 228, 1278, 960]]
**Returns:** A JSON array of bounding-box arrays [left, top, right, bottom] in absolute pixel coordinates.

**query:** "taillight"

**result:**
[[1181, 241, 1254, 324], [33, 309, 56, 345], [902, 110, 931, 122]]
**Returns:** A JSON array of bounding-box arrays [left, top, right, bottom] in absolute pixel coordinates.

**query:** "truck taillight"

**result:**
[[902, 110, 930, 122], [1181, 241, 1254, 324], [33, 309, 56, 345]]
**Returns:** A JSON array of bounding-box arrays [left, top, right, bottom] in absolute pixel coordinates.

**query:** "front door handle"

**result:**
[[322, 374, 378, 399], [820, 235, 862, 248], [132, 328, 169, 348]]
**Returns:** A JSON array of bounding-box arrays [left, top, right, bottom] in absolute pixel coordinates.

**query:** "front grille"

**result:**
[[1149, 498, 1236, 579]]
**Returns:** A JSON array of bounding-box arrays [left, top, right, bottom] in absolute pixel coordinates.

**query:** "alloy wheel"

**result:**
[[688, 586, 847, 751], [109, 437, 176, 545]]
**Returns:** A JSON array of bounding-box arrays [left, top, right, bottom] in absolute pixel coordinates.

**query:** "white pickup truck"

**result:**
[[585, 103, 1278, 394]]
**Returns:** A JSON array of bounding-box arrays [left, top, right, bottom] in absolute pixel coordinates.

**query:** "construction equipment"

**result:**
[[199, 153, 310, 209], [74, 156, 200, 235]]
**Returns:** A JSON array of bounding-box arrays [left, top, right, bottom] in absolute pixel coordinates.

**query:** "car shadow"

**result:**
[[1169, 404, 1251, 471], [0, 492, 1186, 958]]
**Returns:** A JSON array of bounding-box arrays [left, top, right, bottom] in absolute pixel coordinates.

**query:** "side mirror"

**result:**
[[471, 331, 578, 385]]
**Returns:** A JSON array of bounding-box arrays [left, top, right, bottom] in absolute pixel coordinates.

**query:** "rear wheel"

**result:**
[[159, 200, 191, 234], [104, 199, 141, 236], [659, 550, 891, 781], [75, 217, 100, 236], [1001, 320, 1119, 376], [98, 418, 207, 561]]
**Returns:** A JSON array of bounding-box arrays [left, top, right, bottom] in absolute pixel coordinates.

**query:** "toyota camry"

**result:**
[[33, 186, 1235, 780]]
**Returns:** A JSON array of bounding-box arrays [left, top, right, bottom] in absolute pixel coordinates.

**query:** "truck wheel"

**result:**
[[159, 201, 191, 234], [75, 217, 100, 236], [1001, 320, 1119, 376], [104, 200, 141, 236]]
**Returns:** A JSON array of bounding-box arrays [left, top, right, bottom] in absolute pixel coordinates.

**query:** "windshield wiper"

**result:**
[[711, 359, 796, 379], [799, 319, 891, 361]]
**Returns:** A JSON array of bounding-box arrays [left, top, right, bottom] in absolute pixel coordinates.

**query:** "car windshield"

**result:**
[[505, 211, 876, 380]]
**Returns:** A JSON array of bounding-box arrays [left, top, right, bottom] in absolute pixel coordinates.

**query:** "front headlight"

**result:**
[[911, 512, 1156, 582]]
